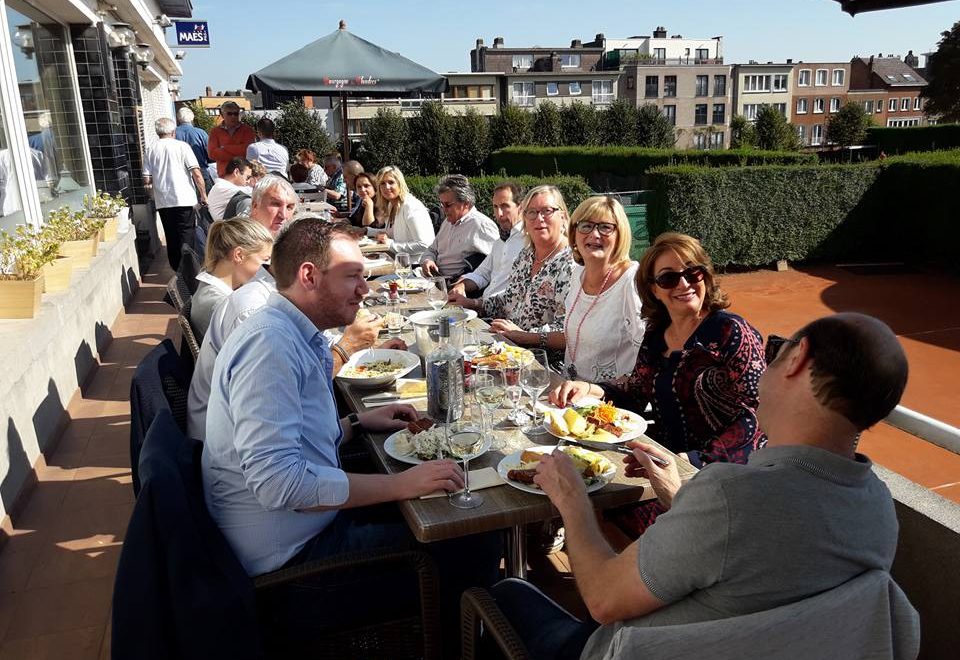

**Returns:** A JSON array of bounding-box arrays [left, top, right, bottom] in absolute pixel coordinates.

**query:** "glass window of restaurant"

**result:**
[[3, 0, 91, 228], [0, 101, 26, 231]]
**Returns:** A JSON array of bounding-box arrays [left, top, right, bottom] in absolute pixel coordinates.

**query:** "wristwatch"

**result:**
[[347, 412, 362, 434]]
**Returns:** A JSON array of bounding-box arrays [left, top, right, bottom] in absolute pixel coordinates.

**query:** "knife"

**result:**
[[361, 391, 426, 403], [562, 438, 671, 467]]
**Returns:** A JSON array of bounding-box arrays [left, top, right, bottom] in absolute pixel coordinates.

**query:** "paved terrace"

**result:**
[[0, 259, 957, 657]]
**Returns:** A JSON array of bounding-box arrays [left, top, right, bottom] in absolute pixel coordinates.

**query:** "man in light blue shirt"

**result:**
[[245, 117, 289, 176], [202, 219, 465, 575], [175, 106, 213, 191]]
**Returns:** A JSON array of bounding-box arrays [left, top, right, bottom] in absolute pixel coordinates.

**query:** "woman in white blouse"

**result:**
[[190, 217, 274, 337], [371, 166, 435, 263], [560, 196, 645, 381]]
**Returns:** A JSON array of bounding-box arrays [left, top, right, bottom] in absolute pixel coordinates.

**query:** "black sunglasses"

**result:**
[[653, 265, 706, 289], [765, 334, 801, 365]]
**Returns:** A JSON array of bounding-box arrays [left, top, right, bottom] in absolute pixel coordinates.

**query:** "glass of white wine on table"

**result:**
[[474, 366, 506, 451], [519, 349, 551, 437], [394, 253, 411, 290], [426, 277, 447, 311], [503, 355, 524, 426]]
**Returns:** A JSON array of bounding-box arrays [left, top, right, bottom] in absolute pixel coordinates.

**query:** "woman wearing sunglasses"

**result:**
[[550, 232, 766, 536]]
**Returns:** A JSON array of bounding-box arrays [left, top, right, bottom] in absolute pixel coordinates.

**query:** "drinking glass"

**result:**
[[474, 366, 506, 450], [386, 301, 404, 335], [503, 355, 524, 425], [394, 253, 411, 289], [426, 277, 447, 311], [519, 349, 551, 435], [447, 428, 484, 509]]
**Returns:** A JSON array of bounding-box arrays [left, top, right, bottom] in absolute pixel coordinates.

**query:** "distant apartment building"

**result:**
[[607, 27, 730, 149], [791, 62, 850, 147], [470, 37, 620, 108], [732, 61, 795, 123], [847, 54, 927, 128]]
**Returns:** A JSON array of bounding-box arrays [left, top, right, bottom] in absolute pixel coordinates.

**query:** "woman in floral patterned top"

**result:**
[[551, 232, 766, 536]]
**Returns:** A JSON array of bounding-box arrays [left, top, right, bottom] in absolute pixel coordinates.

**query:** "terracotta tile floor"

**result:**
[[0, 259, 957, 656]]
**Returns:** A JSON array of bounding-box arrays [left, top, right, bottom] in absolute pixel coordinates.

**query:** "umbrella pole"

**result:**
[[341, 92, 350, 161]]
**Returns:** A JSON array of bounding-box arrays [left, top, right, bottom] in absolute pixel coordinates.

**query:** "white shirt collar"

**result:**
[[196, 271, 233, 294]]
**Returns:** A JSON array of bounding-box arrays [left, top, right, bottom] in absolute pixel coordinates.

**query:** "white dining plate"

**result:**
[[335, 348, 420, 388], [539, 398, 648, 444], [375, 276, 430, 293], [497, 446, 616, 496], [383, 429, 491, 465]]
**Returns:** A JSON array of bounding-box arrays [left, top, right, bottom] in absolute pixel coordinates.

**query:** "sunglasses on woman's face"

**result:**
[[764, 334, 801, 365], [653, 265, 706, 289]]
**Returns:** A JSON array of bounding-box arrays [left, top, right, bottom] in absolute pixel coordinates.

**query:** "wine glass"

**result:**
[[519, 349, 551, 436], [426, 277, 447, 311], [447, 427, 484, 509], [474, 366, 506, 450], [503, 355, 524, 426], [394, 253, 411, 290]]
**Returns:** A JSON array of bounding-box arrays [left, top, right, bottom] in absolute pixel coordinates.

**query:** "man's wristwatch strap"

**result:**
[[347, 412, 362, 433]]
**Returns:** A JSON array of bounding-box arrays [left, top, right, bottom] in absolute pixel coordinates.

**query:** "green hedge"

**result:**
[[647, 149, 960, 267], [405, 174, 594, 219], [866, 124, 960, 154]]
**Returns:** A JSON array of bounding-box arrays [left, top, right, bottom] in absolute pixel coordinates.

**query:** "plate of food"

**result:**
[[384, 418, 490, 465], [470, 341, 533, 367], [497, 445, 616, 495], [541, 399, 648, 444], [377, 277, 431, 294], [336, 348, 420, 387]]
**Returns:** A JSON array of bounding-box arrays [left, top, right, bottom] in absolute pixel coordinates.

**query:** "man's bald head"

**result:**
[[343, 160, 364, 188]]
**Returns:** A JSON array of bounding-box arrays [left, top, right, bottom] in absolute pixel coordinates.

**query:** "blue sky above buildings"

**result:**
[[174, 0, 960, 99]]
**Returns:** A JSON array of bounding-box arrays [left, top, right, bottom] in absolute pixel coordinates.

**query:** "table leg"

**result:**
[[505, 524, 528, 579]]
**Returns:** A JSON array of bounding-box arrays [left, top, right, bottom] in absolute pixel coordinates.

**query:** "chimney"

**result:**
[[549, 51, 561, 72], [671, 34, 682, 39], [786, 58, 793, 64], [595, 33, 605, 42], [904, 49, 918, 68], [205, 85, 212, 97], [653, 26, 667, 38], [571, 39, 582, 48], [476, 38, 484, 48], [493, 36, 504, 48]]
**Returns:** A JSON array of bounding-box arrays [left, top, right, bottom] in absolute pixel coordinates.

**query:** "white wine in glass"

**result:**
[[475, 366, 506, 450], [520, 349, 551, 436], [394, 253, 411, 289], [447, 430, 484, 509], [426, 277, 447, 311]]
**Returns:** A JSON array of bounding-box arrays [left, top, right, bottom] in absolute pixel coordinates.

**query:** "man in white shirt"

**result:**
[[143, 117, 208, 271], [245, 117, 288, 176], [206, 157, 251, 220], [448, 181, 524, 303], [420, 174, 499, 279]]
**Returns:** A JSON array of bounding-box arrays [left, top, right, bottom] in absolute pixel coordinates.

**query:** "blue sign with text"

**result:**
[[173, 21, 210, 47]]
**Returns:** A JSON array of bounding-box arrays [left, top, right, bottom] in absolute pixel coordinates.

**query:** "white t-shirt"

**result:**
[[563, 261, 645, 382], [142, 138, 200, 209], [207, 179, 250, 220], [246, 139, 289, 175]]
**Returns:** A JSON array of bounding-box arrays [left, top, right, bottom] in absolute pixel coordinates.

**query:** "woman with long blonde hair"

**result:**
[[370, 165, 434, 263]]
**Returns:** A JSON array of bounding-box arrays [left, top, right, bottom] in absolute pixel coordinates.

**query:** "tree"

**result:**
[[922, 20, 960, 122], [753, 105, 801, 151], [491, 104, 533, 150], [599, 99, 638, 146], [274, 99, 334, 158], [532, 101, 563, 147], [361, 108, 412, 172], [635, 103, 676, 148], [729, 114, 756, 149], [408, 100, 454, 174], [826, 101, 873, 148], [560, 101, 599, 146], [451, 108, 491, 175], [187, 100, 215, 133]]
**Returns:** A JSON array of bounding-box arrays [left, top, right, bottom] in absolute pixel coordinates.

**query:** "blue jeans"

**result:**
[[490, 578, 599, 660]]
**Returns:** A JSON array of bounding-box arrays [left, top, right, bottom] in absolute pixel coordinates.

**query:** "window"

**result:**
[[560, 53, 581, 68], [645, 76, 658, 98], [695, 75, 708, 96], [710, 132, 724, 149], [875, 101, 883, 114], [815, 69, 827, 86], [772, 103, 787, 116], [714, 75, 726, 96], [814, 98, 825, 114], [712, 103, 725, 124], [830, 97, 841, 112], [797, 125, 807, 144], [863, 100, 874, 113], [744, 75, 771, 92], [900, 97, 910, 111], [694, 133, 707, 150], [832, 69, 845, 86], [653, 48, 666, 61], [569, 81, 582, 95], [450, 85, 494, 99], [798, 69, 811, 86], [888, 98, 897, 112], [913, 97, 921, 111], [546, 82, 559, 96], [662, 105, 676, 125], [811, 124, 823, 146], [773, 74, 788, 92], [512, 82, 535, 106], [887, 118, 921, 127], [695, 48, 710, 62], [664, 76, 677, 97], [903, 73, 915, 81], [694, 104, 708, 125], [512, 54, 533, 70], [592, 80, 614, 105], [743, 103, 761, 121], [796, 98, 808, 114]]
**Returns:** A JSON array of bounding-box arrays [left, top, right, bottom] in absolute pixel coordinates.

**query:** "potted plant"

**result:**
[[47, 206, 98, 268], [38, 223, 73, 293], [84, 191, 126, 242], [0, 225, 58, 318]]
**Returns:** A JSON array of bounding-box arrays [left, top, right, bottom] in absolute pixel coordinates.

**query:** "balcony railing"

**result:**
[[625, 56, 724, 67]]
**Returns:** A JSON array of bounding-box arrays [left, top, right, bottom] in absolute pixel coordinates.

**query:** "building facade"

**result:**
[[732, 62, 795, 123], [791, 62, 851, 147], [848, 55, 927, 128]]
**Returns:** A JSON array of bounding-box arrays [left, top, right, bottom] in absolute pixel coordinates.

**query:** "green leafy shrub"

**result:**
[[451, 108, 491, 176], [635, 104, 676, 148], [533, 102, 563, 147], [560, 102, 599, 146], [187, 101, 216, 133], [826, 101, 874, 148], [46, 206, 97, 241], [753, 105, 802, 151], [0, 225, 60, 280], [83, 190, 126, 218], [409, 100, 454, 175], [405, 174, 593, 218], [274, 99, 334, 159], [599, 99, 638, 146], [866, 124, 960, 154], [361, 108, 413, 173], [491, 104, 533, 150]]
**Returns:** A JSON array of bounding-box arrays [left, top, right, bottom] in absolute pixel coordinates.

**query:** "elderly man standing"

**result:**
[[447, 181, 525, 302], [245, 117, 288, 176], [143, 117, 208, 271], [175, 106, 212, 191], [420, 174, 499, 280], [207, 101, 256, 178]]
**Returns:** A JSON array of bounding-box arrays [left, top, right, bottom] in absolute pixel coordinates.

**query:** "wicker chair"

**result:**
[[177, 243, 202, 297], [164, 275, 184, 312], [461, 587, 530, 660]]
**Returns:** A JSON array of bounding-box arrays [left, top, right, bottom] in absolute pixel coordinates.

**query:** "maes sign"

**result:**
[[173, 21, 210, 47]]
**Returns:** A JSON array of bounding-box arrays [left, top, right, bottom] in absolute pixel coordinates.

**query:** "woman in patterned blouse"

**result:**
[[551, 232, 767, 535]]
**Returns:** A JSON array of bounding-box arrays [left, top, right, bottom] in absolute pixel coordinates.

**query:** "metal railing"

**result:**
[[886, 405, 960, 456], [624, 57, 724, 67]]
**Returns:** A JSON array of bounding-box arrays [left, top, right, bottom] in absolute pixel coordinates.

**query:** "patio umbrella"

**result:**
[[834, 0, 953, 14], [246, 20, 445, 159]]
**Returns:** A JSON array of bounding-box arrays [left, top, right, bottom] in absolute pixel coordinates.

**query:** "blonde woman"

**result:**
[[191, 217, 274, 336], [371, 166, 435, 262]]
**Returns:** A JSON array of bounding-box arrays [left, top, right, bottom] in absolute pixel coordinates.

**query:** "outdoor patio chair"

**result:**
[[129, 339, 190, 494], [177, 297, 202, 368], [177, 243, 202, 297], [460, 570, 920, 660], [164, 275, 184, 312], [113, 409, 443, 660]]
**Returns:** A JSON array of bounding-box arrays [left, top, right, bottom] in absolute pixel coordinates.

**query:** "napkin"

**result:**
[[420, 467, 505, 499]]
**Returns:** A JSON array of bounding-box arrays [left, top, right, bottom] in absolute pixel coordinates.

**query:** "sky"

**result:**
[[172, 0, 960, 99]]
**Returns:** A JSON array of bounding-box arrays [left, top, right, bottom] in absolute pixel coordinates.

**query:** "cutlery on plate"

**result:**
[[561, 438, 671, 467]]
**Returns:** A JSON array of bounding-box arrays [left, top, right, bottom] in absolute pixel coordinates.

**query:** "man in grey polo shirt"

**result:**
[[420, 174, 498, 280], [491, 313, 910, 659]]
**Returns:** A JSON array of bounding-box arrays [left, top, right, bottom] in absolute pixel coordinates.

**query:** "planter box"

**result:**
[[100, 216, 119, 242], [59, 237, 97, 268], [41, 256, 73, 293], [0, 275, 43, 319]]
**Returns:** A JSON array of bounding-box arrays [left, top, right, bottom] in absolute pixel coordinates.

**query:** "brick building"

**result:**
[[791, 62, 851, 147], [848, 55, 927, 128]]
